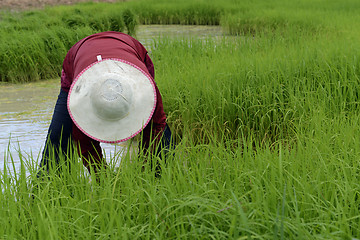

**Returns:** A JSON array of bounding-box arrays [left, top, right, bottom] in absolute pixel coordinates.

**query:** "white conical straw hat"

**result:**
[[68, 58, 156, 143]]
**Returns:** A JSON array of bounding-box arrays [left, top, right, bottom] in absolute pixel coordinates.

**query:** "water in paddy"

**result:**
[[0, 25, 224, 174]]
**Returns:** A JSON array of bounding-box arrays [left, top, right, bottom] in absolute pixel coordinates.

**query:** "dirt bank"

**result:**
[[0, 0, 120, 11]]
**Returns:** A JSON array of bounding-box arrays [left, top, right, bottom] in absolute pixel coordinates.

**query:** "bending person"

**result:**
[[38, 31, 172, 176]]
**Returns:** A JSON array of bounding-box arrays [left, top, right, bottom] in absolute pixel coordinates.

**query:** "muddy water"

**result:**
[[0, 25, 224, 174]]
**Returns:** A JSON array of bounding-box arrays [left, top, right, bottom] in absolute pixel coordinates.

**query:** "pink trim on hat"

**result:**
[[67, 58, 157, 144]]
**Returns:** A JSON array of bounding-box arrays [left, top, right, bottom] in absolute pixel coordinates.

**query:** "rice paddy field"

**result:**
[[1, 0, 360, 239]]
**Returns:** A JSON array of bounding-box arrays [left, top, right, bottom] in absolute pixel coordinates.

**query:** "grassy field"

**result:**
[[1, 0, 360, 239]]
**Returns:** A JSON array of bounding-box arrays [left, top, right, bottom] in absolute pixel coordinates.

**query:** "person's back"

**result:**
[[61, 31, 153, 91]]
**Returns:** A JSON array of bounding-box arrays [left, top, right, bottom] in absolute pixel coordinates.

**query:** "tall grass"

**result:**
[[153, 34, 360, 143], [1, 0, 359, 83], [1, 116, 360, 239], [1, 0, 359, 143], [127, 1, 222, 25], [0, 27, 91, 82], [1, 1, 360, 238], [1, 27, 360, 143], [0, 3, 137, 82]]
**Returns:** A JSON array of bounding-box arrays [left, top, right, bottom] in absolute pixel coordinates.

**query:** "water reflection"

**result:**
[[0, 109, 129, 174], [1, 112, 47, 172], [0, 25, 224, 174]]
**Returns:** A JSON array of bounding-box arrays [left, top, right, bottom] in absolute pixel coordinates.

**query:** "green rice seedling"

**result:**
[[1, 24, 360, 145], [0, 26, 94, 82], [127, 1, 223, 25], [62, 9, 87, 29], [56, 6, 121, 32], [82, 8, 125, 33], [0, 0, 359, 238], [0, 0, 359, 86], [123, 8, 138, 36], [220, 11, 325, 37], [150, 27, 360, 144], [1, 118, 360, 239]]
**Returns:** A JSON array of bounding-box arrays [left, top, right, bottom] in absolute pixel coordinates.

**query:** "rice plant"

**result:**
[[1, 0, 360, 238], [1, 118, 360, 239]]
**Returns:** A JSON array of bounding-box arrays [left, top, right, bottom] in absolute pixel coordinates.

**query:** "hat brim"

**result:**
[[68, 58, 156, 143]]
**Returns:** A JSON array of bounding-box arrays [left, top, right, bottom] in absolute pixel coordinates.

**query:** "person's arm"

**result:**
[[144, 53, 155, 79]]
